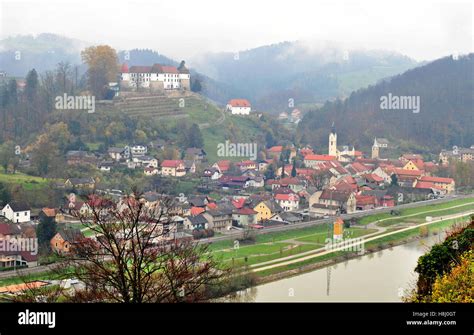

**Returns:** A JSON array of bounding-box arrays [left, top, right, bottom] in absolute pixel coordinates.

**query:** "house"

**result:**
[[236, 160, 257, 171], [0, 222, 21, 239], [185, 148, 206, 161], [304, 154, 337, 168], [50, 228, 85, 254], [132, 155, 158, 168], [345, 162, 372, 176], [130, 144, 147, 157], [270, 211, 303, 224], [439, 146, 474, 164], [99, 161, 113, 172], [1, 202, 31, 223], [213, 160, 231, 173], [144, 167, 160, 176], [274, 193, 300, 212], [161, 160, 186, 177], [65, 177, 96, 189], [248, 198, 283, 222], [39, 208, 57, 222], [226, 99, 251, 115], [183, 160, 196, 174], [203, 209, 233, 231], [0, 251, 38, 269], [202, 167, 222, 181], [218, 175, 251, 189], [416, 176, 455, 194], [355, 194, 378, 210], [184, 214, 209, 231], [266, 146, 284, 159], [108, 147, 129, 161], [309, 189, 356, 216], [66, 150, 97, 166], [120, 62, 191, 90], [267, 177, 306, 193], [232, 208, 258, 226]]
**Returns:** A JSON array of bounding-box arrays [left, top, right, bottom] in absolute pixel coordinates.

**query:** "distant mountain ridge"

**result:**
[[191, 40, 419, 111]]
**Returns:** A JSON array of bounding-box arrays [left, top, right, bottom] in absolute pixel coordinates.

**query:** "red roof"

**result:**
[[300, 148, 314, 156], [42, 207, 56, 217], [304, 154, 337, 161], [161, 160, 183, 168], [215, 160, 231, 172], [275, 193, 299, 201], [228, 99, 251, 107], [268, 146, 283, 153], [129, 65, 152, 73], [206, 203, 218, 210], [121, 63, 129, 73], [415, 181, 437, 189], [190, 207, 205, 216], [350, 162, 371, 173], [419, 176, 454, 184], [161, 65, 179, 74], [394, 168, 423, 177], [356, 195, 377, 206], [236, 208, 257, 215], [232, 198, 246, 209]]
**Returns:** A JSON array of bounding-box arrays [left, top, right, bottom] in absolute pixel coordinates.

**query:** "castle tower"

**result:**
[[178, 60, 191, 91], [328, 122, 338, 157], [120, 63, 131, 89]]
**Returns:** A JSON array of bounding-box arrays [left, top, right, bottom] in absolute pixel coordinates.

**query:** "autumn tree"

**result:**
[[81, 45, 118, 99]]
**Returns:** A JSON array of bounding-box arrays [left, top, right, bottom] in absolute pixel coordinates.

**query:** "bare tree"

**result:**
[[59, 193, 229, 303]]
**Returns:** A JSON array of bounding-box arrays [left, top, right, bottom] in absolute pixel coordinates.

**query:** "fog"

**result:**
[[0, 0, 472, 61]]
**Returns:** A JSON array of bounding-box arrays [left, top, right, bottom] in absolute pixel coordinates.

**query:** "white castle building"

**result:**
[[120, 61, 190, 91]]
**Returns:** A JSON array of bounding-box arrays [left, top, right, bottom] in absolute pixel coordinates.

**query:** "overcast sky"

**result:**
[[0, 0, 472, 61]]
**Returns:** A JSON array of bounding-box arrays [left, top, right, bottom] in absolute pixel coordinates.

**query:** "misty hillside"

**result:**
[[0, 33, 88, 76], [298, 54, 474, 154], [191, 41, 419, 111]]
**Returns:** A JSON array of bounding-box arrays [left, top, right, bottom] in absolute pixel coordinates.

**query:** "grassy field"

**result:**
[[0, 168, 51, 191], [357, 197, 474, 225]]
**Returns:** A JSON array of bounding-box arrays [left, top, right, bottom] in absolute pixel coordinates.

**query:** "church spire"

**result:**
[[331, 122, 336, 135]]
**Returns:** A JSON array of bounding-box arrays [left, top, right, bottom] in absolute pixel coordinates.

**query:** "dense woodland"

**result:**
[[298, 54, 474, 154]]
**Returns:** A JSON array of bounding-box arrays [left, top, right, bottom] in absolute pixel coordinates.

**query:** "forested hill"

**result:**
[[297, 54, 474, 154]]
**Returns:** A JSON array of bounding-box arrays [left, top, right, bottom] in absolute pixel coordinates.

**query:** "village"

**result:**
[[0, 112, 467, 272]]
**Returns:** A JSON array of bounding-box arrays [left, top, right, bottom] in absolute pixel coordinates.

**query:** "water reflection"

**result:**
[[229, 233, 445, 302]]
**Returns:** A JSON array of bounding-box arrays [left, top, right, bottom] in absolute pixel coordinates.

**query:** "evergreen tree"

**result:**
[[291, 159, 297, 177], [188, 123, 204, 148], [36, 216, 57, 248]]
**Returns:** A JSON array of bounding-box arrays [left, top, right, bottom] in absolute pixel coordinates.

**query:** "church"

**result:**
[[328, 123, 357, 162]]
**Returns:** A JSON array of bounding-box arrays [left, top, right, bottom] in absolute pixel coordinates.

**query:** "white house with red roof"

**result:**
[[120, 61, 190, 90], [161, 160, 186, 177], [415, 176, 455, 194], [226, 99, 251, 115], [274, 193, 300, 212]]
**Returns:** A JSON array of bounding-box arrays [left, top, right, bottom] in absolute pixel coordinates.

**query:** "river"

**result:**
[[233, 233, 447, 302]]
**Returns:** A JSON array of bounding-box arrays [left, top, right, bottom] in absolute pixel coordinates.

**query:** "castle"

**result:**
[[120, 61, 190, 91]]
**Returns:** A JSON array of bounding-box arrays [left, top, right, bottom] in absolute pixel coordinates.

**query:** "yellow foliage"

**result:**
[[431, 251, 474, 303]]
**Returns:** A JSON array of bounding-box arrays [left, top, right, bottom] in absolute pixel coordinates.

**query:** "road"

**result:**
[[203, 195, 472, 244], [252, 210, 473, 272], [0, 194, 471, 281]]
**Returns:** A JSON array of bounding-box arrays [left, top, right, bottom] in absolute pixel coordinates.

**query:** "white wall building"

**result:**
[[120, 62, 190, 90], [226, 99, 251, 115], [1, 202, 31, 223]]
